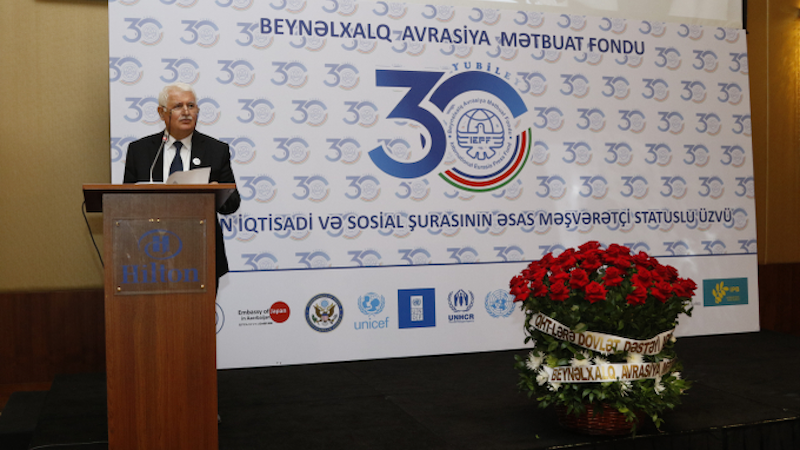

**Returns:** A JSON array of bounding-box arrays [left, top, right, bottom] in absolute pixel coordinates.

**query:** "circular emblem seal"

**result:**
[[448, 102, 514, 174], [305, 293, 343, 332], [484, 289, 515, 318]]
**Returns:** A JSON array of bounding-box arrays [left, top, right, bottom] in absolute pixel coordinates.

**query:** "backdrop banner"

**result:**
[[109, 0, 757, 369]]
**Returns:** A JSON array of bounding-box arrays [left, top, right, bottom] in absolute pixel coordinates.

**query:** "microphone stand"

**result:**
[[149, 107, 173, 183]]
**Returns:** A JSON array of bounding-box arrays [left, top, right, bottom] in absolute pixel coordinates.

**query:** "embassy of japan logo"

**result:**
[[305, 293, 343, 332]]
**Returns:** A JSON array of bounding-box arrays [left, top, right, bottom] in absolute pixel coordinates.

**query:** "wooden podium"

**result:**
[[83, 184, 235, 450]]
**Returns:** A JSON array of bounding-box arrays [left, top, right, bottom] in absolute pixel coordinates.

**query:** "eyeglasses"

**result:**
[[163, 103, 198, 113]]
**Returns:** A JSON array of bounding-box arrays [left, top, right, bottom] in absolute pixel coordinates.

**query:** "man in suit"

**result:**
[[123, 82, 241, 285]]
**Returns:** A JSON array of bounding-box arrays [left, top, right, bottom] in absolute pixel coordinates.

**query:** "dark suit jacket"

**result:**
[[123, 131, 241, 280]]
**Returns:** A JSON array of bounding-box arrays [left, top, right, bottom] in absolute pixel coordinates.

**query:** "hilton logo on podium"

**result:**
[[114, 220, 207, 294], [122, 230, 198, 284]]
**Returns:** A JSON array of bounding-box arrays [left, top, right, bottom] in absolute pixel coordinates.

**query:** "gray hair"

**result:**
[[158, 83, 197, 108]]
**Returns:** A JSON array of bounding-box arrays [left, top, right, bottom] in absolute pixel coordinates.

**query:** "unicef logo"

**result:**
[[138, 230, 182, 260], [358, 292, 386, 316], [485, 290, 515, 318], [456, 108, 505, 161]]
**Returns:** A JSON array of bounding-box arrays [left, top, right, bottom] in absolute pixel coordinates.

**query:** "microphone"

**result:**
[[149, 108, 173, 183]]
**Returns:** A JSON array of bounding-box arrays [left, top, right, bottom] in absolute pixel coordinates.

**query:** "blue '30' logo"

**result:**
[[369, 70, 527, 179]]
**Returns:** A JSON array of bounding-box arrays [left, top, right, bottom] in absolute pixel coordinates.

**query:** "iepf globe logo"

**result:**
[[305, 293, 343, 332]]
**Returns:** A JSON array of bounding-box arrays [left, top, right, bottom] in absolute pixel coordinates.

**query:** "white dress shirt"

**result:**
[[162, 134, 193, 182]]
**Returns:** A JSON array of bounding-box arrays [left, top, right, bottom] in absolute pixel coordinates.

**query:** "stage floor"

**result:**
[[5, 331, 800, 449]]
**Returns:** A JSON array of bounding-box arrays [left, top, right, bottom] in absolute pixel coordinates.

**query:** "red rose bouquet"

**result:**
[[510, 241, 695, 430]]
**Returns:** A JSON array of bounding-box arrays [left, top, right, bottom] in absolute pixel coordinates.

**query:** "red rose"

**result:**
[[528, 268, 547, 282], [626, 284, 648, 305], [581, 250, 603, 272], [569, 269, 590, 290], [632, 267, 653, 286], [531, 280, 548, 297], [550, 282, 570, 301], [673, 277, 697, 298], [539, 253, 555, 269], [632, 251, 651, 268], [604, 266, 625, 287], [584, 281, 607, 304], [652, 281, 672, 303], [612, 256, 632, 269], [558, 254, 577, 269], [579, 241, 602, 252], [664, 265, 680, 283], [509, 275, 531, 302], [549, 271, 569, 285], [605, 243, 631, 259]]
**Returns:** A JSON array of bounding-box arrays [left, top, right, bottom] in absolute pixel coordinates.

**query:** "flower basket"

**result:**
[[510, 242, 695, 432], [555, 404, 646, 436]]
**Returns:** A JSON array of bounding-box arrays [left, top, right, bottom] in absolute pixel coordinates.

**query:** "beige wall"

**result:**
[[748, 0, 800, 264], [0, 1, 109, 291], [0, 1, 795, 292]]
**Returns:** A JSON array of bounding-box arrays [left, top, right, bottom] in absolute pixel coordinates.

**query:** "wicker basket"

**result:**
[[555, 404, 646, 436]]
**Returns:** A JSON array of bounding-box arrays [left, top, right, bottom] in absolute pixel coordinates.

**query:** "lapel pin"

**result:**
[[193, 157, 201, 165]]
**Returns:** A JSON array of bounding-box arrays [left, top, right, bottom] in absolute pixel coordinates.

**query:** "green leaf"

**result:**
[[573, 323, 588, 333]]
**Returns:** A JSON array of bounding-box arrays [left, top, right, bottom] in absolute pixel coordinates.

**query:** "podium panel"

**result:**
[[100, 190, 219, 450], [112, 218, 207, 294]]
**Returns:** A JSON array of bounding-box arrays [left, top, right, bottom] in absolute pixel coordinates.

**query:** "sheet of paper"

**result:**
[[166, 167, 211, 185]]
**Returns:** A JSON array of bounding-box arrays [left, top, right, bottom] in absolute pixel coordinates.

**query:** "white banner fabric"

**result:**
[[109, 0, 757, 369]]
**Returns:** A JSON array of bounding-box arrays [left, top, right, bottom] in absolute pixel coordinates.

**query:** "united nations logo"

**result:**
[[484, 289, 515, 318], [358, 292, 385, 316], [305, 294, 343, 332]]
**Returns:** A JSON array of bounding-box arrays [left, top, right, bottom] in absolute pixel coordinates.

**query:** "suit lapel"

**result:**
[[190, 133, 207, 170]]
